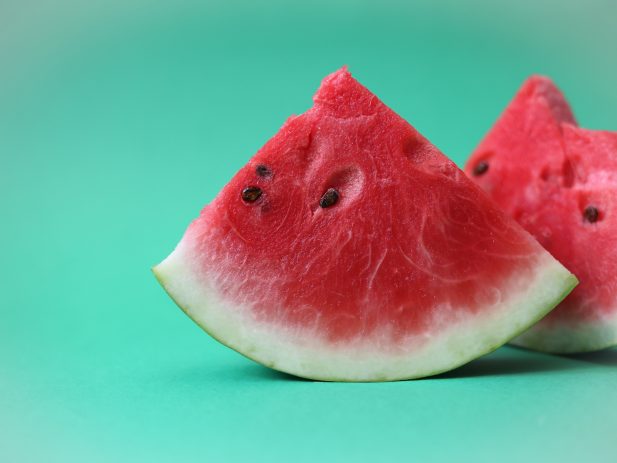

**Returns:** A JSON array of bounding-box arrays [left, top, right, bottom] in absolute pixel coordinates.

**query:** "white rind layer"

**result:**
[[153, 241, 577, 381], [512, 313, 617, 353]]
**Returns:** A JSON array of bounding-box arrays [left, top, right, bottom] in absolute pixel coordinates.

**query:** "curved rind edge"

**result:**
[[511, 313, 617, 353], [152, 245, 578, 382]]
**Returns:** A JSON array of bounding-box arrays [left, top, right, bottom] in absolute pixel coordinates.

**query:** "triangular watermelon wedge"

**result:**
[[466, 76, 617, 353], [154, 68, 576, 380]]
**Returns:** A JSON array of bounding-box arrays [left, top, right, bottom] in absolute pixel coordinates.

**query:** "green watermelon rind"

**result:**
[[511, 316, 617, 353], [153, 241, 577, 382]]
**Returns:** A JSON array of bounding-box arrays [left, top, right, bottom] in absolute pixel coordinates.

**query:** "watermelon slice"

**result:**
[[465, 76, 617, 353], [154, 68, 576, 380]]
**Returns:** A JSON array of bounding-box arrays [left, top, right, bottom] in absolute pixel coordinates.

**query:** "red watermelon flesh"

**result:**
[[154, 68, 576, 380], [465, 76, 617, 353]]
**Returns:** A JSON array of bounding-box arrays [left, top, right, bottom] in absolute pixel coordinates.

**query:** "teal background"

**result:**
[[2, 1, 617, 461]]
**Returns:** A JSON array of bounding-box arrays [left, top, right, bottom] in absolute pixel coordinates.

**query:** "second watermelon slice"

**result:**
[[466, 76, 617, 353]]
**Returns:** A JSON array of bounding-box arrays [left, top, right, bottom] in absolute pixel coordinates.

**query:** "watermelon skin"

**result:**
[[154, 68, 577, 380], [465, 76, 617, 353]]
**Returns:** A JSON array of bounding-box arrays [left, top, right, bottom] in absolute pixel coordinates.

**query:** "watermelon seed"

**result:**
[[241, 186, 262, 203], [319, 188, 339, 208], [256, 164, 272, 178], [583, 206, 599, 223], [473, 161, 489, 176]]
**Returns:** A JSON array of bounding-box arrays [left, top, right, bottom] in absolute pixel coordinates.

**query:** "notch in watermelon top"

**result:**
[[153, 67, 577, 381], [465, 75, 617, 354]]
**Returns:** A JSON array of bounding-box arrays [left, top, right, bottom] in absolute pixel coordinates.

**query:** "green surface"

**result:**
[[2, 1, 616, 461]]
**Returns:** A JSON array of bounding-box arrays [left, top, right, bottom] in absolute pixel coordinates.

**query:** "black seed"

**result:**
[[256, 164, 272, 178], [319, 188, 339, 208], [584, 205, 599, 223], [473, 161, 489, 176], [241, 186, 262, 203]]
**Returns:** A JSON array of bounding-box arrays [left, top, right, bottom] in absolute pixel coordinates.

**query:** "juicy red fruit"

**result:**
[[155, 67, 576, 380]]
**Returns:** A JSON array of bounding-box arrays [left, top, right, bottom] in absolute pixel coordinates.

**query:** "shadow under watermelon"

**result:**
[[560, 348, 617, 367], [433, 346, 596, 379]]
